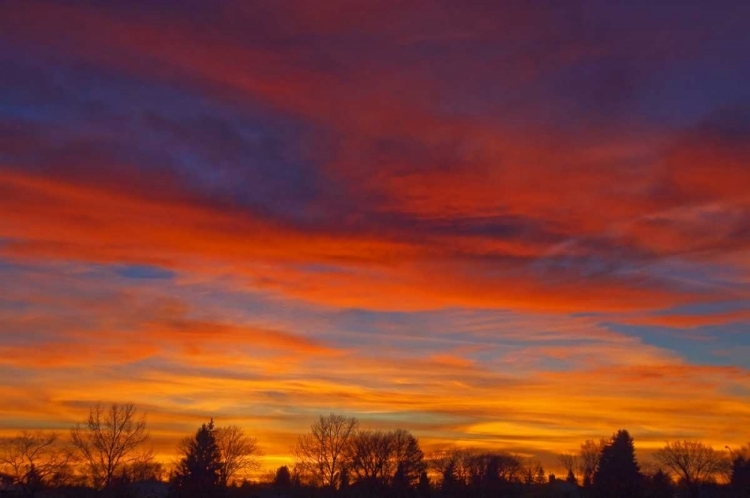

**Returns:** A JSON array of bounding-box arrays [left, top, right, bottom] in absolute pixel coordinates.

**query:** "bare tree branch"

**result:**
[[293, 414, 358, 488], [0, 431, 72, 494], [70, 403, 149, 489], [654, 440, 726, 489], [215, 425, 261, 485]]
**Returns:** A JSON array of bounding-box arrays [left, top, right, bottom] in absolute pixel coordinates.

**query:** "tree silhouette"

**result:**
[[118, 449, 163, 483], [441, 459, 459, 495], [171, 420, 223, 498], [293, 413, 358, 488], [521, 459, 545, 486], [392, 462, 409, 494], [428, 449, 466, 495], [346, 428, 425, 490], [389, 429, 425, 487], [417, 470, 431, 497], [592, 430, 642, 498], [430, 448, 470, 490], [533, 462, 546, 485], [654, 440, 724, 494], [729, 445, 750, 498], [646, 468, 675, 498], [557, 453, 578, 481], [272, 465, 291, 487], [339, 464, 351, 490], [347, 429, 393, 487], [565, 469, 577, 485], [579, 439, 603, 487], [70, 403, 149, 489], [215, 425, 260, 486], [8, 412, 750, 498], [0, 431, 71, 496]]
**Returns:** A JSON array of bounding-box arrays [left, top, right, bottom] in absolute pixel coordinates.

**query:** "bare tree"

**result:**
[[579, 439, 604, 487], [430, 448, 473, 487], [389, 429, 425, 486], [336, 428, 426, 488], [428, 448, 460, 487], [483, 452, 523, 483], [734, 443, 750, 460], [654, 440, 725, 489], [522, 459, 546, 485], [119, 449, 164, 482], [557, 453, 579, 478], [70, 403, 149, 489], [347, 430, 393, 485], [0, 431, 71, 495], [293, 414, 358, 488], [215, 425, 261, 485], [729, 443, 750, 496], [429, 448, 522, 489]]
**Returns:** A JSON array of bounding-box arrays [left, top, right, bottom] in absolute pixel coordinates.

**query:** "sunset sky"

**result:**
[[1, 0, 749, 471]]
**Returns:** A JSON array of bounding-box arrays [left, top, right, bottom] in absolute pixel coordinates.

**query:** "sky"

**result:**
[[1, 0, 749, 471]]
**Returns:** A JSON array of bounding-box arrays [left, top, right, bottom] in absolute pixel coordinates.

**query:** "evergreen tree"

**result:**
[[731, 456, 750, 498], [441, 461, 459, 496], [565, 469, 578, 485], [392, 462, 409, 493], [647, 469, 675, 498], [339, 464, 350, 491], [24, 464, 43, 497], [417, 470, 431, 498], [592, 430, 643, 498], [171, 420, 223, 498], [272, 465, 291, 487], [534, 464, 546, 485]]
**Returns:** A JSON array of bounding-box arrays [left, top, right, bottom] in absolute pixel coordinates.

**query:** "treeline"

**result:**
[[1, 404, 749, 498]]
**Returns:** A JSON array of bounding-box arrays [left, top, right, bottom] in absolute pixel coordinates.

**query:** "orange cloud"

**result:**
[[1, 169, 711, 313], [620, 309, 750, 329]]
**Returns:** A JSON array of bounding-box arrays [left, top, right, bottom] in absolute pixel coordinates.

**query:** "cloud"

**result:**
[[620, 309, 750, 329], [3, 293, 749, 463], [1, 3, 748, 308]]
